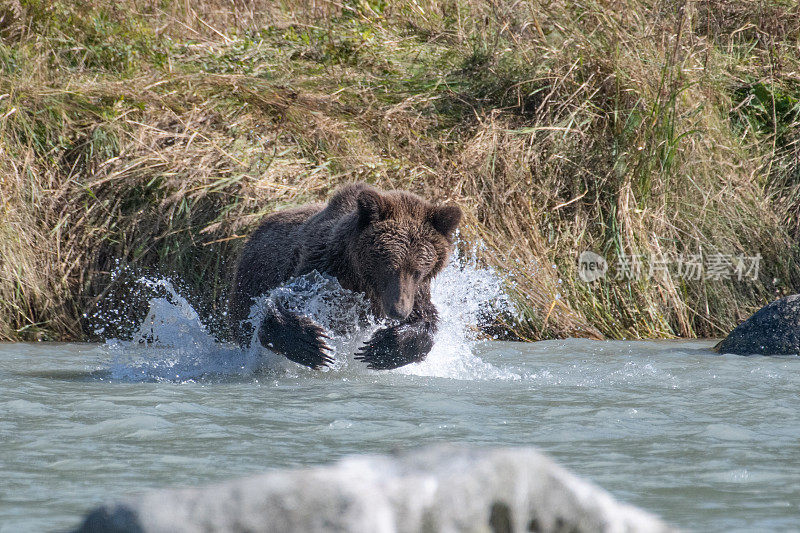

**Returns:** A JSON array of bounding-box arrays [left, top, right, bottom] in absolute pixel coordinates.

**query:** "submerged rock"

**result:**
[[73, 445, 673, 533], [716, 294, 800, 356]]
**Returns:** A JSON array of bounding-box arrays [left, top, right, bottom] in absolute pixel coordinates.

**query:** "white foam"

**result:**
[[395, 249, 520, 380], [100, 248, 520, 382], [105, 278, 261, 382]]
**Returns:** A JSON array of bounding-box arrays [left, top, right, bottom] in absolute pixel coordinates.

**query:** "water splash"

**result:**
[[102, 278, 259, 382], [399, 249, 520, 380], [98, 249, 520, 382], [240, 271, 384, 374]]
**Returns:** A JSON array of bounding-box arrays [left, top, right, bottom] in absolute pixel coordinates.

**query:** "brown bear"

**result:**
[[229, 183, 462, 370]]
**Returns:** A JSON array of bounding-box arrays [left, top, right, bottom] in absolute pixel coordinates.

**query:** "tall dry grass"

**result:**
[[0, 0, 798, 341]]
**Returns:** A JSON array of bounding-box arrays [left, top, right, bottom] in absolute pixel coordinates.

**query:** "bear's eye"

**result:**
[[412, 270, 423, 281]]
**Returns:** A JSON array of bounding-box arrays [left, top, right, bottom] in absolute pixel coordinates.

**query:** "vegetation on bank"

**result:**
[[0, 0, 798, 342]]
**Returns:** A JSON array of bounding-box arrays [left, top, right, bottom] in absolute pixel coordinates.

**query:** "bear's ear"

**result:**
[[430, 204, 462, 239], [357, 189, 388, 229]]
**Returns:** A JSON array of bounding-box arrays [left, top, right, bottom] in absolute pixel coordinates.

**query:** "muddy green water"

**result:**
[[2, 339, 799, 532]]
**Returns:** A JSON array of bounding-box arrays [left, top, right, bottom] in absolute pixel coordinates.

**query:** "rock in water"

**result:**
[[73, 445, 673, 533], [716, 294, 800, 356]]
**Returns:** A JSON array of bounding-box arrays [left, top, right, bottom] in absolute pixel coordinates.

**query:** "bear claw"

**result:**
[[355, 323, 432, 370], [259, 307, 334, 369]]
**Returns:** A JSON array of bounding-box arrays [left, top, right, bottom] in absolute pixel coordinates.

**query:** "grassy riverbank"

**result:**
[[1, 0, 799, 342]]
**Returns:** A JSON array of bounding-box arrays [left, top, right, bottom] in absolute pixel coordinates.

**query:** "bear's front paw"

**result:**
[[354, 323, 433, 370], [259, 311, 334, 370], [288, 317, 335, 369]]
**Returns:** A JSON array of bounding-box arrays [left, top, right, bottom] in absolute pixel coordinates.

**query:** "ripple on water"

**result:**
[[2, 399, 53, 417], [63, 415, 173, 438]]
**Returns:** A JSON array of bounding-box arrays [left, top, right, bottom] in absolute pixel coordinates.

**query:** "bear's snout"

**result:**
[[387, 301, 412, 320], [382, 277, 414, 320]]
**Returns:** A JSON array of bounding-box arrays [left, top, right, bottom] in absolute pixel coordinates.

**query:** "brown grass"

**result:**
[[1, 0, 799, 341]]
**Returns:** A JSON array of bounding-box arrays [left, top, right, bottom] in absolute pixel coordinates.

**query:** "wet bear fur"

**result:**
[[229, 183, 462, 370]]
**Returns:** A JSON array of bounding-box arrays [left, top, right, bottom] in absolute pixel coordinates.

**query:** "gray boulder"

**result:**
[[73, 445, 674, 533], [716, 294, 800, 355]]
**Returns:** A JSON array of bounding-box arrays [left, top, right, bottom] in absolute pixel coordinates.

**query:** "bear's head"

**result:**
[[352, 188, 462, 320]]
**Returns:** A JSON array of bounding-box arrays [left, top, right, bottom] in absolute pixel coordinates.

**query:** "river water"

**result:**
[[3, 339, 800, 532], [2, 259, 799, 532]]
